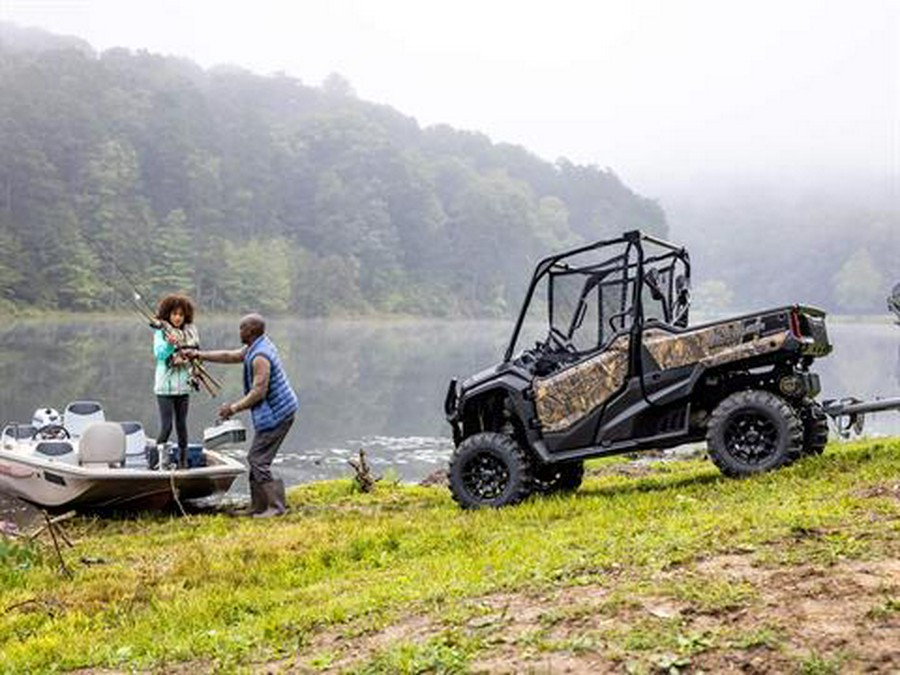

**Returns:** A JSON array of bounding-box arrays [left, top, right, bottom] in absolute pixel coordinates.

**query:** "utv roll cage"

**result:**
[[503, 230, 691, 363]]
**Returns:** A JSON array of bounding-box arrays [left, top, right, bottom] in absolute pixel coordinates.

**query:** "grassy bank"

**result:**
[[2, 440, 900, 673]]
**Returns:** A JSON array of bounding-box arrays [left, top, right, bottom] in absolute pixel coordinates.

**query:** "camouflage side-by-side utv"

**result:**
[[444, 230, 833, 509]]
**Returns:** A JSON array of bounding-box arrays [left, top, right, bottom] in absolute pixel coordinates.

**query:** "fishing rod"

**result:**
[[130, 297, 223, 398], [83, 235, 223, 397]]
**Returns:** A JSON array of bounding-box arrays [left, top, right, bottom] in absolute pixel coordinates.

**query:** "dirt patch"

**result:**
[[854, 481, 900, 500], [0, 492, 41, 530], [264, 554, 900, 674]]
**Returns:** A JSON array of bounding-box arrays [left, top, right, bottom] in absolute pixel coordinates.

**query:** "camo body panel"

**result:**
[[643, 323, 790, 370], [533, 335, 630, 433]]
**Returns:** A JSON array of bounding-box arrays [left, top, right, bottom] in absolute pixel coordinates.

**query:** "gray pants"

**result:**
[[248, 414, 295, 483]]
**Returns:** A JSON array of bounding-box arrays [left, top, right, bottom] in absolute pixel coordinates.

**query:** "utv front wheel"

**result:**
[[449, 432, 533, 509], [533, 461, 585, 494], [706, 390, 803, 477]]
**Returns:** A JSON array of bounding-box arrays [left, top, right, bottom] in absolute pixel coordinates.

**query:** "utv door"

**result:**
[[532, 245, 692, 453]]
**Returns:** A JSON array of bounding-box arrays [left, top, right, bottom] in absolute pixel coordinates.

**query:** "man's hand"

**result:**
[[181, 348, 199, 360], [218, 402, 235, 420]]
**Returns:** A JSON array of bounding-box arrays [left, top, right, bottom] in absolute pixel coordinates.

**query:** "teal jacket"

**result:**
[[153, 324, 199, 396]]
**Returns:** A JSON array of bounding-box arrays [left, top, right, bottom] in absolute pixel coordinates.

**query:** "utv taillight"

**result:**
[[789, 308, 804, 338]]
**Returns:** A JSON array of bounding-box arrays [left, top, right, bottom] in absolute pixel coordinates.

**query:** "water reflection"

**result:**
[[0, 317, 897, 490]]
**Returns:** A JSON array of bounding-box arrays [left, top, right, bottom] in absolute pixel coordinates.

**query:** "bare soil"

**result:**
[[255, 553, 900, 674]]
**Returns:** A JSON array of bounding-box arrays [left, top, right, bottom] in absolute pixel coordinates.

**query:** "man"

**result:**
[[187, 314, 298, 517]]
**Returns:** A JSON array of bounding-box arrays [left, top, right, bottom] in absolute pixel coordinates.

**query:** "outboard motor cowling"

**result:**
[[32, 408, 61, 429]]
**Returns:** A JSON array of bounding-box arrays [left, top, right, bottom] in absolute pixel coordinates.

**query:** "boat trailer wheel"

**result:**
[[32, 424, 71, 440]]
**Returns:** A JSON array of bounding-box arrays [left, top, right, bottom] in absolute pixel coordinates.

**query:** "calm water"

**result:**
[[0, 316, 897, 492]]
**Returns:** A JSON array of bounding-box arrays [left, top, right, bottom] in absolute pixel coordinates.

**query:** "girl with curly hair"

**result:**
[[153, 293, 200, 468]]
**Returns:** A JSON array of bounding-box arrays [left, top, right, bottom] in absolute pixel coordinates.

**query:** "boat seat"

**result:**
[[35, 441, 75, 456], [2, 424, 37, 440], [64, 401, 105, 438], [78, 422, 126, 468], [120, 421, 149, 468], [35, 441, 78, 463]]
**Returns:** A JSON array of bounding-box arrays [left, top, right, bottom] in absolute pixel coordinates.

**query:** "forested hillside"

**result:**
[[668, 183, 899, 316], [0, 23, 666, 317]]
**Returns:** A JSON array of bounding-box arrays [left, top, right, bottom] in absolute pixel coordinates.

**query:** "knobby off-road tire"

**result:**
[[706, 390, 803, 478], [449, 432, 533, 509], [532, 461, 585, 495], [799, 401, 829, 456]]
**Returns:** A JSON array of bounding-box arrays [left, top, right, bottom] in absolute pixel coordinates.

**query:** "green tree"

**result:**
[[146, 209, 194, 299]]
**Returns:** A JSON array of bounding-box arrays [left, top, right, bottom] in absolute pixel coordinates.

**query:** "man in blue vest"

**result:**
[[187, 313, 298, 517]]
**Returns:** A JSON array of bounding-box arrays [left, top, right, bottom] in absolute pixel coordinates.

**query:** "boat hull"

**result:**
[[0, 450, 244, 512]]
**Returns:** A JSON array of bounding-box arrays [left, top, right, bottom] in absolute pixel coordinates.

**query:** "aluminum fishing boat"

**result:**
[[0, 401, 246, 511]]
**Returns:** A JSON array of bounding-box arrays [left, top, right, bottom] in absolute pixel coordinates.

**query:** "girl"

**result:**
[[153, 294, 200, 468]]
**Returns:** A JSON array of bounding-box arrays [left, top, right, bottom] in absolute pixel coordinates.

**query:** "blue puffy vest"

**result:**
[[243, 335, 299, 431]]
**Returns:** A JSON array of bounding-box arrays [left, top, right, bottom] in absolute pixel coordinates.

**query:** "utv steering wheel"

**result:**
[[32, 424, 71, 441]]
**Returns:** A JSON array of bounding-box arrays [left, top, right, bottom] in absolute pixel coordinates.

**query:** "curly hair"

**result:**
[[156, 293, 195, 325]]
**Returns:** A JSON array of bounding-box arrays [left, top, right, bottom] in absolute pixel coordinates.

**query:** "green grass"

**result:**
[[1, 439, 899, 672]]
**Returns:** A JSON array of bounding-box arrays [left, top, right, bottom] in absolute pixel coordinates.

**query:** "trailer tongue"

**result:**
[[823, 396, 900, 437]]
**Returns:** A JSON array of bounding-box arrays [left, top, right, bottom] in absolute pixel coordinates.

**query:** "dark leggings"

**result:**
[[156, 394, 190, 452]]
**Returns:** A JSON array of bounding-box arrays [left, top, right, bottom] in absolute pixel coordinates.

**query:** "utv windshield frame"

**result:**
[[504, 230, 691, 362]]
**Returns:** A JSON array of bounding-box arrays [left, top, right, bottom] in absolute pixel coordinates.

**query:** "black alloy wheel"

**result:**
[[706, 390, 803, 477], [449, 432, 533, 509]]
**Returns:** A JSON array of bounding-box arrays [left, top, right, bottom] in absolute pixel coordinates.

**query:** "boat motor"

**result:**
[[32, 407, 61, 429], [203, 419, 247, 449]]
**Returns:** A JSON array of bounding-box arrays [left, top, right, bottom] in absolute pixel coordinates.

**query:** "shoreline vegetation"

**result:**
[[2, 308, 896, 325], [1, 439, 899, 673]]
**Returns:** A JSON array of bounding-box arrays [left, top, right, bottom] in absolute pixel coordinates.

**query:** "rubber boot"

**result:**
[[230, 480, 266, 516], [250, 480, 267, 514], [253, 479, 286, 518]]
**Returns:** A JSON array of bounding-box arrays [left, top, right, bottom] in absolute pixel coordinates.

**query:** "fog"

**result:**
[[2, 0, 898, 315], [3, 0, 896, 200]]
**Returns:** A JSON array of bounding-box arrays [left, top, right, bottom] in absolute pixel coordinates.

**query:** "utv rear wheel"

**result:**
[[449, 432, 533, 509], [706, 390, 803, 477], [533, 461, 585, 494], [800, 401, 829, 456]]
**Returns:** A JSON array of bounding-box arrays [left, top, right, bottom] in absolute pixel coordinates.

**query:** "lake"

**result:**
[[1, 316, 897, 492]]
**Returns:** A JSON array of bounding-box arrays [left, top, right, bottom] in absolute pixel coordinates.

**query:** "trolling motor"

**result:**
[[822, 284, 900, 436]]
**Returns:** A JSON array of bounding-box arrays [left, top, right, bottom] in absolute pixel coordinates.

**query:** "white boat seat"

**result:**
[[120, 421, 148, 467], [35, 441, 76, 457], [64, 401, 105, 438], [78, 422, 126, 467], [2, 424, 37, 440]]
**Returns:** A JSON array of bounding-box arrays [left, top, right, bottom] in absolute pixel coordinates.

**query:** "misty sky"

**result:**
[[2, 0, 897, 198]]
